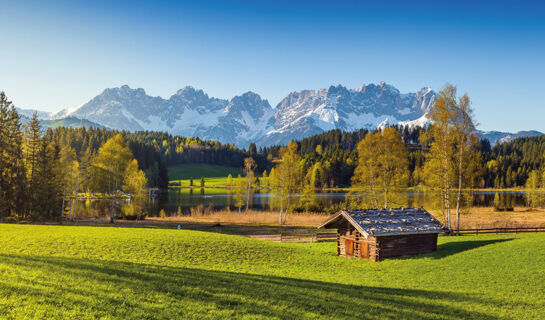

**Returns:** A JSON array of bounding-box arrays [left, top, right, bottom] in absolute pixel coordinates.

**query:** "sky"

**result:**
[[0, 0, 544, 132]]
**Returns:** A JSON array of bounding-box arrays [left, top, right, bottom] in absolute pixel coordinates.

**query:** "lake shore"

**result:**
[[24, 206, 545, 237]]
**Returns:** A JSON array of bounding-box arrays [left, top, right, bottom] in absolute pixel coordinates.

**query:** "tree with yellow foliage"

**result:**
[[89, 134, 135, 223], [353, 127, 408, 209], [270, 141, 302, 224], [123, 159, 148, 220]]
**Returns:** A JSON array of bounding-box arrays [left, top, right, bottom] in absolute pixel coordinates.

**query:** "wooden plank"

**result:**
[[345, 239, 354, 256]]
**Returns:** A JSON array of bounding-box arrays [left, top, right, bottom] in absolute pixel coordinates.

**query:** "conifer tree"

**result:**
[[0, 92, 26, 217], [33, 139, 62, 220], [57, 146, 79, 219], [23, 113, 45, 217]]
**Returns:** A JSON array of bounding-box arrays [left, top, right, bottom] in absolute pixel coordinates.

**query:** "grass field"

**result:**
[[168, 164, 242, 181], [168, 164, 269, 188], [0, 224, 544, 319]]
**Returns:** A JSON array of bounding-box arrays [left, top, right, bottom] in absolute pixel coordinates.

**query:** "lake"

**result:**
[[69, 189, 542, 218]]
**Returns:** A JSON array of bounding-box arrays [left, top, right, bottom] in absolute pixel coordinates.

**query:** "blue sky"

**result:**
[[1, 0, 544, 132]]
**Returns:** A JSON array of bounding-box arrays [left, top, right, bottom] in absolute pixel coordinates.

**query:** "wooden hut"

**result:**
[[318, 208, 447, 261]]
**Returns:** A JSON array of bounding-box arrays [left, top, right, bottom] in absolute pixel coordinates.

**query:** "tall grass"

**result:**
[[152, 206, 329, 226]]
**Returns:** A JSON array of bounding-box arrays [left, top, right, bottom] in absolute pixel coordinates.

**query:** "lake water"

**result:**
[[69, 189, 541, 218]]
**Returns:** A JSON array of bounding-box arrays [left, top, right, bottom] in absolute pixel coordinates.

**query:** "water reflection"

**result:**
[[67, 189, 544, 218]]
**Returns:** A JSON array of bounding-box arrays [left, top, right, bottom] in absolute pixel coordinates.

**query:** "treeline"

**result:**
[[0, 92, 59, 219], [487, 136, 545, 188], [260, 124, 545, 190], [48, 128, 168, 189], [137, 132, 272, 171], [263, 127, 424, 188], [0, 92, 163, 221]]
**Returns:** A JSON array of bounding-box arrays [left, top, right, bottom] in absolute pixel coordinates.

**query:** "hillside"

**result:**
[[0, 224, 543, 319], [40, 117, 104, 129], [18, 113, 103, 129]]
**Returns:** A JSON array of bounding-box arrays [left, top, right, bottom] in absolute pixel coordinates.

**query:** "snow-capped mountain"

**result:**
[[18, 82, 542, 146], [261, 81, 436, 145], [15, 107, 55, 120], [47, 82, 436, 146], [479, 130, 544, 145], [54, 85, 274, 146]]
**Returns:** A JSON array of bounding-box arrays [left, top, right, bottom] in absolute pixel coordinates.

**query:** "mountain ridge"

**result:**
[[16, 83, 543, 146]]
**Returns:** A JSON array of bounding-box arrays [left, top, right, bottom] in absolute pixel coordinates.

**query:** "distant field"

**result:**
[[168, 164, 268, 187], [0, 224, 544, 319], [39, 118, 103, 129], [168, 164, 242, 180]]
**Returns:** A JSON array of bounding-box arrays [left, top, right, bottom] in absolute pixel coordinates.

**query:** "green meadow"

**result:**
[[168, 164, 242, 180], [168, 164, 242, 187], [168, 164, 268, 188], [0, 224, 544, 319]]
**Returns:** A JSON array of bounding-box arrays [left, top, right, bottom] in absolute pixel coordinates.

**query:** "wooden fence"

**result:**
[[453, 227, 545, 235], [247, 233, 337, 243], [246, 227, 545, 243]]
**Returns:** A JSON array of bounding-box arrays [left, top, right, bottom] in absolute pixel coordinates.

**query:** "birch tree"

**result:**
[[454, 93, 477, 232], [271, 141, 301, 224], [243, 157, 256, 212], [422, 83, 458, 229]]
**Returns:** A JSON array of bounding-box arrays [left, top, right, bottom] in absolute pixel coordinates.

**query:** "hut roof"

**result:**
[[318, 208, 447, 238]]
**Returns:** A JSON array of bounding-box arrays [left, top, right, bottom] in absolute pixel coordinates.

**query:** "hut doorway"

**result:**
[[345, 239, 354, 256], [360, 241, 369, 259]]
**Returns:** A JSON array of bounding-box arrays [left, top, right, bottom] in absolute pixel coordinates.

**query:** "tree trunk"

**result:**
[[283, 193, 290, 224], [69, 198, 74, 221], [61, 188, 65, 221], [456, 144, 463, 233], [443, 138, 451, 230], [279, 193, 284, 225], [245, 180, 250, 212], [383, 184, 389, 209], [73, 192, 78, 221], [109, 198, 115, 223], [441, 189, 446, 224]]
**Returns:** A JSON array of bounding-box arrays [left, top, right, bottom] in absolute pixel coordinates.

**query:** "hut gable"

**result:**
[[319, 208, 446, 238]]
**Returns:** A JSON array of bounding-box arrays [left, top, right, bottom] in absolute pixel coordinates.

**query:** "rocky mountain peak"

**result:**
[[43, 82, 445, 146]]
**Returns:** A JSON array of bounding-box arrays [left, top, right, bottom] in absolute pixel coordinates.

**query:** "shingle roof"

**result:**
[[318, 208, 447, 237]]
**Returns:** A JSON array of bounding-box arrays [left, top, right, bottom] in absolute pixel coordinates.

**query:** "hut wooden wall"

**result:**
[[336, 222, 379, 261], [374, 233, 438, 261]]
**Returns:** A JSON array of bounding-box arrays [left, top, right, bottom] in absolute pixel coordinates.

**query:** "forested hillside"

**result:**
[[47, 127, 168, 189]]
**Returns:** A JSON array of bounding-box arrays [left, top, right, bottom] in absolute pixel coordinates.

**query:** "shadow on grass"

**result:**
[[432, 238, 514, 259], [0, 253, 506, 319]]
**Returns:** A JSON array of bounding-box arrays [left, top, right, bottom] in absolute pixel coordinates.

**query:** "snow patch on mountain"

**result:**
[[479, 130, 544, 145], [19, 82, 542, 147]]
